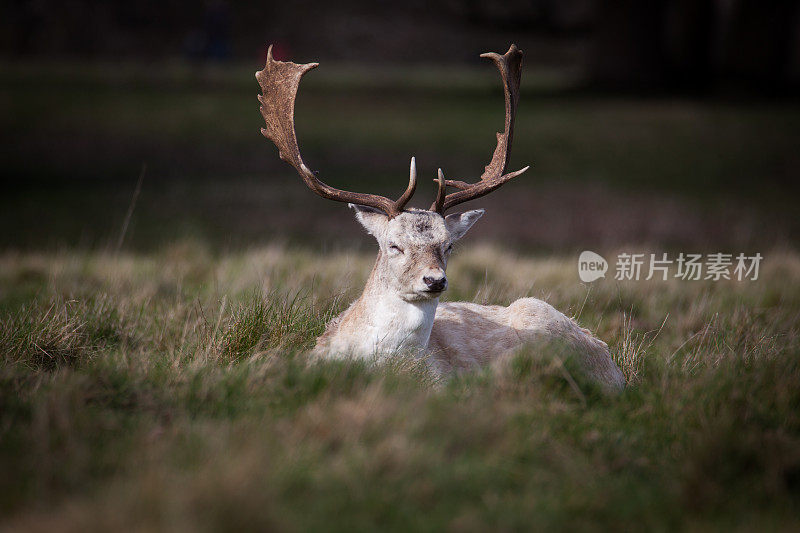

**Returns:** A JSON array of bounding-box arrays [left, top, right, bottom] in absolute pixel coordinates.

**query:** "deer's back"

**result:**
[[428, 298, 625, 391]]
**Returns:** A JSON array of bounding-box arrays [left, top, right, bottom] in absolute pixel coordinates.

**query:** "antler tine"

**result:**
[[433, 44, 529, 215], [256, 45, 415, 218], [395, 157, 417, 211], [431, 168, 446, 213]]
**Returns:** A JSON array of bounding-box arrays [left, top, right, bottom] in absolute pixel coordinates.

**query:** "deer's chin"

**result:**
[[402, 289, 445, 302]]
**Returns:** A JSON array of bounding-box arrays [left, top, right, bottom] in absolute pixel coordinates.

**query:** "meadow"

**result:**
[[2, 244, 799, 530], [1, 61, 799, 530]]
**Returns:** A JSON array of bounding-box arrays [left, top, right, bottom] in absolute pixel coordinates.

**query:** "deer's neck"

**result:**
[[324, 251, 438, 358]]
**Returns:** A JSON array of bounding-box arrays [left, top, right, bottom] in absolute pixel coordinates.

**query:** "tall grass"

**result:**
[[1, 244, 799, 530]]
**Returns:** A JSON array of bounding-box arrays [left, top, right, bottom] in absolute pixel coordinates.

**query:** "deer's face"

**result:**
[[352, 206, 484, 302]]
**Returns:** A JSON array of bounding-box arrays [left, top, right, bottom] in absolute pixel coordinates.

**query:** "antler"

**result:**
[[431, 44, 530, 214], [256, 46, 416, 218]]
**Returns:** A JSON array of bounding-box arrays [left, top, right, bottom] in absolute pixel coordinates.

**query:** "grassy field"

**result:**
[[2, 61, 800, 529], [1, 243, 799, 530]]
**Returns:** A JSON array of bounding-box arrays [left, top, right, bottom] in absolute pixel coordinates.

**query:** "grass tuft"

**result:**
[[1, 296, 132, 371], [218, 291, 331, 363]]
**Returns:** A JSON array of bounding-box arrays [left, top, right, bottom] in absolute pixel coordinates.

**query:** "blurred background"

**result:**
[[2, 0, 799, 252]]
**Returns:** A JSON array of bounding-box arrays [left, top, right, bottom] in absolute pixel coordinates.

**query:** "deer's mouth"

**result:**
[[401, 288, 445, 302], [418, 287, 446, 298]]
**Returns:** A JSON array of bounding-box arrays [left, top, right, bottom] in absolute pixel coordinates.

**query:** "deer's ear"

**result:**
[[445, 209, 484, 241], [350, 204, 389, 236]]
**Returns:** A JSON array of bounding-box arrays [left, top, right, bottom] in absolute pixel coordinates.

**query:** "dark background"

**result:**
[[2, 0, 799, 251]]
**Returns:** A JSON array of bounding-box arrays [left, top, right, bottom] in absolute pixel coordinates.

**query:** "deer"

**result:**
[[256, 44, 626, 391]]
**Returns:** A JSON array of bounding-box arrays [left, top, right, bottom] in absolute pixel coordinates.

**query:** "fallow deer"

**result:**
[[256, 44, 625, 391]]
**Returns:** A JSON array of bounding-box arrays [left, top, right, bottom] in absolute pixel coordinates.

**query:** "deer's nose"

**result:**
[[423, 275, 447, 292]]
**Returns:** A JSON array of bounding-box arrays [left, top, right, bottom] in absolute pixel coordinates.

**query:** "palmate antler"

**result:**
[[256, 44, 528, 217], [255, 45, 416, 218], [431, 44, 530, 214]]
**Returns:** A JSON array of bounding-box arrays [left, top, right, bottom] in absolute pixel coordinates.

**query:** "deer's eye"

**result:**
[[388, 244, 404, 255]]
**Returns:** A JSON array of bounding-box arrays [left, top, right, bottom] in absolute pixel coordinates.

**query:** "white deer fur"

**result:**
[[313, 206, 625, 391]]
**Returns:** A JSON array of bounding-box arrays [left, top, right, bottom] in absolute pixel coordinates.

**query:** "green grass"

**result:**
[[1, 244, 799, 530]]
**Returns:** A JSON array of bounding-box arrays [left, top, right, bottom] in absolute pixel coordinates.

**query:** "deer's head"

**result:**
[[256, 44, 528, 301], [350, 204, 484, 300]]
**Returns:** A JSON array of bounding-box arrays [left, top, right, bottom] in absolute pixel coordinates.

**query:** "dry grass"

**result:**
[[1, 243, 799, 530]]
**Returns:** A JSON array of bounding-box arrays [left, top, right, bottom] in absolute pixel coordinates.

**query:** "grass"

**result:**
[[1, 243, 799, 530]]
